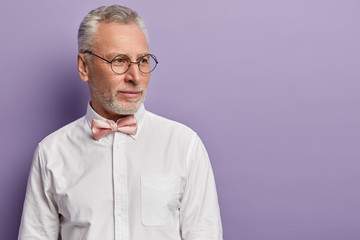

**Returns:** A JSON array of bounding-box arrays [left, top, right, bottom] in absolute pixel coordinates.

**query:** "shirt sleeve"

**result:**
[[18, 144, 60, 240], [180, 134, 223, 240]]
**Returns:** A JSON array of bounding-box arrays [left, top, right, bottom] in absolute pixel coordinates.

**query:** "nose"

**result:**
[[124, 62, 142, 85]]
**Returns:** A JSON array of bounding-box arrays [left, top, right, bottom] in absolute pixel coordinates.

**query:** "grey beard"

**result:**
[[91, 85, 145, 116], [107, 96, 144, 115]]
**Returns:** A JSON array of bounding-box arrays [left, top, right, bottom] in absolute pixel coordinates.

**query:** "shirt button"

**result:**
[[115, 145, 120, 150], [117, 176, 122, 182], [118, 211, 122, 217]]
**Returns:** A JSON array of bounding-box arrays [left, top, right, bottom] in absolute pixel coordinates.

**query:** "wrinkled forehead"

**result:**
[[95, 20, 148, 42], [93, 21, 149, 56]]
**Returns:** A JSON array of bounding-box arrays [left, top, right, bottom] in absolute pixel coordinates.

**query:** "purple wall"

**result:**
[[1, 0, 359, 239]]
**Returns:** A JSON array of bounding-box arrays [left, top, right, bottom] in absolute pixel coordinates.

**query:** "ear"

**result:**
[[78, 53, 90, 82]]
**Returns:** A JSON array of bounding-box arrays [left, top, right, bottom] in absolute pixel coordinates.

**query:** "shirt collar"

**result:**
[[85, 101, 145, 140]]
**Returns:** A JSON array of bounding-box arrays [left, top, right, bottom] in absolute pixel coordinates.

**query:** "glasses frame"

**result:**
[[83, 50, 158, 74]]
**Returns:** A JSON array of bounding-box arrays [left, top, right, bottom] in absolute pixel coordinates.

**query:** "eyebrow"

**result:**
[[106, 52, 149, 60]]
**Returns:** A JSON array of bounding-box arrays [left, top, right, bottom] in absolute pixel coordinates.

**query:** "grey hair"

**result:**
[[78, 5, 149, 53]]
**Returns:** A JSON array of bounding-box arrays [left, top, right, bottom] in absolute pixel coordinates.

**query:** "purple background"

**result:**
[[1, 0, 359, 239]]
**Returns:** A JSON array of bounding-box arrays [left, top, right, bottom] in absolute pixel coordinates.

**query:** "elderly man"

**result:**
[[18, 5, 222, 240]]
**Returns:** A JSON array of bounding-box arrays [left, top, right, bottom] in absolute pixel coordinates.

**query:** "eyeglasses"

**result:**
[[83, 50, 158, 74]]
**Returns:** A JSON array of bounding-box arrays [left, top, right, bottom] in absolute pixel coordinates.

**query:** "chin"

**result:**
[[109, 100, 142, 115]]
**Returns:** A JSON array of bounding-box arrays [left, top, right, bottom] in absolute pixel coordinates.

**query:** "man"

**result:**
[[18, 5, 222, 240]]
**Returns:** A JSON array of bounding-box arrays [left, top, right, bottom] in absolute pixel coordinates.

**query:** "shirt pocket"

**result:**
[[141, 175, 181, 227]]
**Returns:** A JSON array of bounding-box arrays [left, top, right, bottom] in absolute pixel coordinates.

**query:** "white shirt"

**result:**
[[18, 104, 223, 240]]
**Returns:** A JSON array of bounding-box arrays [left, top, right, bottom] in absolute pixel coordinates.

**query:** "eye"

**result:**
[[140, 56, 150, 64], [112, 56, 129, 65]]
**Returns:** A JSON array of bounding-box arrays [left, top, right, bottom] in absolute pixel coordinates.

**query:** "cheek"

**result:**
[[91, 78, 108, 93], [141, 77, 150, 89], [91, 71, 116, 94]]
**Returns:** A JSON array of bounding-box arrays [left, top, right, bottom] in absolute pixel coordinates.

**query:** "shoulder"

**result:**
[[144, 110, 196, 137], [142, 110, 207, 160], [38, 116, 88, 150]]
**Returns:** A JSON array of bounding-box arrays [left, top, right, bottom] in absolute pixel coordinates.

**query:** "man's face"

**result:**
[[79, 21, 150, 120]]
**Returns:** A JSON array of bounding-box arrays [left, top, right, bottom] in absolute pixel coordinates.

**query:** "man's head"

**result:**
[[77, 5, 155, 120]]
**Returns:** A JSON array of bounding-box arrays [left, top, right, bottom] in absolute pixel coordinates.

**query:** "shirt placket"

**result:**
[[113, 132, 129, 240]]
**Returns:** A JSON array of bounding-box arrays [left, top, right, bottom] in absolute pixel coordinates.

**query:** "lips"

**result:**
[[118, 90, 142, 99]]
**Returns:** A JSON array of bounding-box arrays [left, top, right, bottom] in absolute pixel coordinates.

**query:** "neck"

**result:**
[[90, 101, 131, 122]]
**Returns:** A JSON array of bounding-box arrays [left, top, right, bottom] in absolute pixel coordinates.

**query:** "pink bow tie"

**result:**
[[91, 115, 138, 141]]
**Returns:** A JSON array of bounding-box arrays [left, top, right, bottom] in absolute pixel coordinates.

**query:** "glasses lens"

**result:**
[[111, 55, 131, 74], [139, 54, 158, 73]]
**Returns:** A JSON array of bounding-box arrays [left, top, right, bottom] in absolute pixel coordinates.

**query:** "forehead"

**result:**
[[93, 21, 149, 56]]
